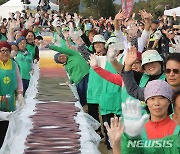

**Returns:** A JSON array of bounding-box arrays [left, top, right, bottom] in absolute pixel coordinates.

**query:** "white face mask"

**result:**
[[10, 50, 17, 58]]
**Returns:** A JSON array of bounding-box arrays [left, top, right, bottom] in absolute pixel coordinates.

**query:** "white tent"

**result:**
[[27, 0, 59, 10], [164, 7, 180, 17], [0, 0, 24, 18], [0, 0, 59, 18]]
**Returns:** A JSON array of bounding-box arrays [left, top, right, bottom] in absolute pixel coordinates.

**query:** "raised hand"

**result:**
[[138, 10, 152, 20], [106, 43, 122, 61], [115, 10, 127, 20], [69, 29, 83, 45], [104, 117, 124, 148], [88, 54, 98, 68], [40, 40, 52, 48], [69, 22, 74, 34], [124, 46, 138, 68], [122, 98, 149, 137]]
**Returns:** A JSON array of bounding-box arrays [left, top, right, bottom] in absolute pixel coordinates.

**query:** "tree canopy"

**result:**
[[0, 0, 8, 5], [79, 0, 180, 19]]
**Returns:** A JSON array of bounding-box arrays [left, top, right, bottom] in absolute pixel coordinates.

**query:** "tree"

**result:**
[[63, 0, 80, 13], [81, 0, 115, 18], [0, 0, 8, 5], [133, 0, 180, 20]]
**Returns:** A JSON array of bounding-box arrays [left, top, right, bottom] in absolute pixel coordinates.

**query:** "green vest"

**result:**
[[53, 32, 58, 43], [139, 73, 166, 88], [60, 38, 67, 48], [121, 130, 180, 154], [15, 50, 33, 80], [34, 29, 40, 36], [0, 34, 7, 41], [26, 44, 36, 60], [0, 60, 17, 111], [87, 68, 103, 104], [88, 45, 93, 53], [99, 57, 123, 116]]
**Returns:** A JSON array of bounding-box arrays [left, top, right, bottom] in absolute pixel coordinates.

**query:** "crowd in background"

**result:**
[[0, 5, 180, 154]]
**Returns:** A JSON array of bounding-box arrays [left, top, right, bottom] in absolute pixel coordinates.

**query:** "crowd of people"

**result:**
[[0, 4, 180, 154]]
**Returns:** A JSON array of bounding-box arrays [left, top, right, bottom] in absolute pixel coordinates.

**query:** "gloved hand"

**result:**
[[122, 98, 149, 137], [69, 22, 74, 34], [70, 30, 84, 46], [17, 94, 25, 108], [106, 43, 120, 61], [0, 111, 12, 121], [88, 54, 98, 68], [70, 32, 83, 45]]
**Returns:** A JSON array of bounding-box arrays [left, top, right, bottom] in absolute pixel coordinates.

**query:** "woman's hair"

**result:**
[[88, 29, 98, 38], [0, 26, 6, 32], [165, 53, 180, 68], [25, 30, 36, 39]]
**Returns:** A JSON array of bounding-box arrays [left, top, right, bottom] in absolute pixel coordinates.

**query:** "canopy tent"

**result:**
[[0, 0, 24, 18], [26, 0, 59, 10], [0, 0, 59, 18], [164, 7, 180, 17]]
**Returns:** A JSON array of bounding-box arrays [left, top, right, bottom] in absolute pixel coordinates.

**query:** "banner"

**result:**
[[121, 0, 134, 18]]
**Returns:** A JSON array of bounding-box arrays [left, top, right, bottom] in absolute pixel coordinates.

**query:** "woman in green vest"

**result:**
[[92, 46, 166, 115], [0, 26, 8, 42], [25, 30, 39, 62], [0, 41, 24, 148], [104, 80, 180, 154], [97, 37, 125, 151], [87, 34, 107, 138], [15, 37, 33, 96], [49, 44, 89, 108]]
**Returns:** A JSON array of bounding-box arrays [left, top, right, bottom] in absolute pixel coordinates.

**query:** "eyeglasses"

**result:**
[[165, 68, 180, 74], [0, 49, 10, 53]]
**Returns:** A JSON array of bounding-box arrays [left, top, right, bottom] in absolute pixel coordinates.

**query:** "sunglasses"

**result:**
[[165, 68, 180, 74], [173, 28, 179, 31], [0, 49, 10, 53]]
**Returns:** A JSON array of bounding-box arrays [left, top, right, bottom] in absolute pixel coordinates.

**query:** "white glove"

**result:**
[[17, 94, 25, 108], [69, 22, 74, 34], [122, 98, 149, 137], [70, 31, 83, 45], [88, 54, 98, 67], [0, 111, 12, 121], [106, 44, 120, 61]]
